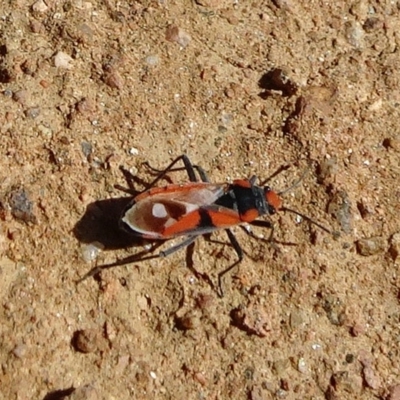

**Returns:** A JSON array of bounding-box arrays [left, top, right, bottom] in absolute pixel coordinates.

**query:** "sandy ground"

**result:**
[[1, 1, 400, 399]]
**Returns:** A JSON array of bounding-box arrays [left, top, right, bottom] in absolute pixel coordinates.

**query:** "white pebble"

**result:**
[[150, 371, 157, 379], [129, 147, 139, 156], [54, 51, 73, 69], [145, 55, 159, 66], [32, 0, 48, 13], [298, 357, 308, 374], [81, 242, 104, 263]]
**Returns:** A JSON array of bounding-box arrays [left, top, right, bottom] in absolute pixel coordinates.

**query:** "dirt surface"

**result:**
[[1, 1, 400, 399]]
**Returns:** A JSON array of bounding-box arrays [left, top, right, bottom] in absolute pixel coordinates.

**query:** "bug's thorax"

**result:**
[[224, 179, 283, 223]]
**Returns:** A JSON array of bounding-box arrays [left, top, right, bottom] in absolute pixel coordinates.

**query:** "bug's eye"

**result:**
[[264, 186, 271, 193], [268, 205, 276, 215]]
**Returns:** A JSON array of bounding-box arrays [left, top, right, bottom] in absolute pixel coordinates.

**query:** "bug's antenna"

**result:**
[[278, 167, 310, 196], [276, 166, 339, 236], [259, 164, 290, 186], [281, 206, 335, 235]]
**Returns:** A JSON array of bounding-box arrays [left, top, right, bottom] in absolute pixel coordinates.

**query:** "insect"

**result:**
[[81, 155, 333, 296]]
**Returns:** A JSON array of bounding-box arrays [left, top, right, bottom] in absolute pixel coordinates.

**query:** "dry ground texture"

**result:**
[[1, 0, 400, 399]]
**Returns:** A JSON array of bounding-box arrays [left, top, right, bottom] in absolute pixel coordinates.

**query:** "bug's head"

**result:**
[[264, 186, 282, 214]]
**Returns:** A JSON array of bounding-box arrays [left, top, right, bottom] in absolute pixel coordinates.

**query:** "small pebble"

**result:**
[[81, 141, 93, 158], [37, 124, 53, 138], [175, 311, 200, 330], [115, 355, 130, 374], [345, 21, 364, 48], [25, 107, 40, 119], [110, 11, 125, 23], [231, 303, 271, 337], [289, 309, 304, 329], [31, 0, 48, 13], [273, 359, 290, 375], [128, 147, 139, 156], [327, 190, 352, 233], [195, 293, 214, 309], [193, 372, 207, 386], [73, 329, 106, 353], [359, 351, 382, 391], [12, 344, 27, 358], [356, 199, 373, 220], [345, 353, 355, 363], [363, 18, 383, 33], [73, 330, 96, 353], [258, 68, 298, 96], [54, 51, 74, 69], [368, 98, 383, 112], [39, 79, 50, 88], [165, 25, 191, 48], [137, 295, 149, 311], [3, 88, 13, 98], [297, 358, 308, 374], [362, 365, 381, 390], [76, 23, 94, 44], [356, 237, 386, 256], [388, 385, 400, 400], [80, 242, 103, 263], [8, 187, 37, 224], [195, 0, 229, 8], [76, 98, 95, 114], [70, 384, 99, 400], [383, 136, 400, 151], [13, 90, 29, 105], [103, 69, 124, 90], [330, 371, 362, 394], [271, 0, 293, 10], [317, 157, 338, 183], [30, 20, 43, 33], [145, 55, 159, 66], [389, 232, 400, 261], [149, 371, 157, 380], [20, 59, 36, 76], [219, 112, 233, 128]]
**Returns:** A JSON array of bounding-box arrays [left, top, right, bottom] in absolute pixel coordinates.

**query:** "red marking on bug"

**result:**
[[232, 179, 252, 188], [240, 208, 259, 223], [265, 190, 282, 211], [207, 208, 242, 227], [162, 211, 202, 237]]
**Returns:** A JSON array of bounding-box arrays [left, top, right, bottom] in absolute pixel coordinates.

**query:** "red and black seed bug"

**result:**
[[80, 155, 333, 296]]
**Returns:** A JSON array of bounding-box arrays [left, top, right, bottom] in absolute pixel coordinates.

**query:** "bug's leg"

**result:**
[[241, 220, 281, 252], [216, 229, 244, 297], [117, 155, 198, 195], [195, 165, 210, 183], [179, 154, 197, 182], [259, 165, 290, 186], [77, 241, 166, 282], [152, 235, 217, 292], [115, 166, 150, 195], [145, 163, 209, 183], [144, 155, 211, 183], [158, 235, 198, 257], [78, 236, 200, 283], [245, 220, 274, 240], [144, 154, 199, 185]]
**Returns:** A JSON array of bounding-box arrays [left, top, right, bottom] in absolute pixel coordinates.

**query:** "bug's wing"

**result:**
[[162, 204, 242, 238], [122, 184, 229, 239]]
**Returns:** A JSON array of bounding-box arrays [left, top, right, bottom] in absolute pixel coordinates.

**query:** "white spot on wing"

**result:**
[[184, 203, 199, 214], [152, 203, 168, 218]]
